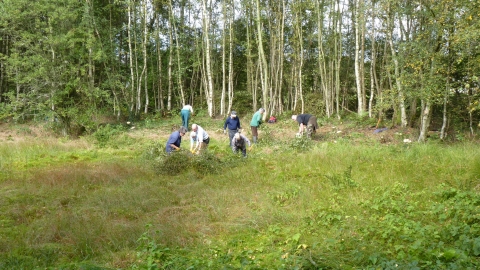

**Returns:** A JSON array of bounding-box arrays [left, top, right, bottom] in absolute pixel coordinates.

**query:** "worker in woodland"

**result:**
[[190, 124, 210, 154], [250, 108, 265, 143], [231, 132, 251, 157], [291, 114, 319, 138], [165, 126, 187, 153], [223, 110, 241, 146], [180, 104, 194, 131]]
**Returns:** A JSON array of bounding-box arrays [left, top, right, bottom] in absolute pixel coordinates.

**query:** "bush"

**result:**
[[153, 150, 191, 176], [93, 124, 126, 147], [191, 151, 223, 176], [289, 135, 314, 151]]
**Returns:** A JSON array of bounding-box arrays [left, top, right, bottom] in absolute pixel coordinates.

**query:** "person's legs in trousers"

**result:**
[[251, 126, 258, 143], [181, 110, 190, 130], [228, 129, 236, 146]]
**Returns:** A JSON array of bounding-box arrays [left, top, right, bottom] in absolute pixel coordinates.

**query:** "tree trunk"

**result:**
[[386, 4, 407, 127], [228, 1, 234, 114], [202, 0, 214, 117], [156, 16, 164, 111], [418, 99, 431, 142], [440, 71, 449, 140], [171, 3, 185, 107], [220, 1, 226, 116], [127, 2, 135, 116], [354, 0, 365, 115], [142, 0, 148, 114], [255, 0, 269, 119], [317, 0, 330, 117]]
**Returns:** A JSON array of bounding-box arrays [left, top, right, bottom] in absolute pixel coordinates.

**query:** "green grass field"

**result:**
[[0, 117, 479, 269]]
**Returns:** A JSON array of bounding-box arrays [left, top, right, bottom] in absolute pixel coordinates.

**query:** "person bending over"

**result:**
[[166, 126, 187, 153], [190, 124, 210, 154], [291, 114, 319, 138], [231, 132, 251, 157]]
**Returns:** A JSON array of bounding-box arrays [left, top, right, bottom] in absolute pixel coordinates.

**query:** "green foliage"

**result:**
[[149, 148, 235, 178], [324, 165, 358, 190], [133, 225, 173, 270], [93, 124, 127, 148], [3, 119, 480, 269], [191, 151, 223, 176], [268, 185, 300, 206], [288, 135, 313, 151], [303, 92, 326, 118], [357, 184, 480, 268], [152, 150, 191, 176], [257, 124, 275, 145]]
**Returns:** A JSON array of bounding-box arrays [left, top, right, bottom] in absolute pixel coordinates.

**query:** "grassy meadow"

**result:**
[[0, 115, 479, 269]]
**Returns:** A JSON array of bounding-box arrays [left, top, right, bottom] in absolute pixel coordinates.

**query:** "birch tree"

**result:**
[[202, 0, 214, 117], [354, 0, 366, 115], [255, 0, 269, 118], [385, 1, 407, 127]]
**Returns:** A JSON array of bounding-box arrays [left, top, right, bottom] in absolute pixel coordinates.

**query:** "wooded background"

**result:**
[[0, 0, 479, 141]]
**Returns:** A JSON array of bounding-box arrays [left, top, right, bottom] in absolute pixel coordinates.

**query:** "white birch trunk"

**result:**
[[255, 0, 269, 119], [127, 2, 135, 114], [228, 4, 234, 114], [202, 0, 214, 117], [418, 100, 431, 142], [354, 0, 364, 115]]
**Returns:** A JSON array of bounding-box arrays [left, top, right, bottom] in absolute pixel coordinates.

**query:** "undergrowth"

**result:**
[[1, 119, 480, 269]]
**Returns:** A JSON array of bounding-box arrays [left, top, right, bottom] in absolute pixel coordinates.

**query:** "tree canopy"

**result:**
[[0, 0, 479, 140]]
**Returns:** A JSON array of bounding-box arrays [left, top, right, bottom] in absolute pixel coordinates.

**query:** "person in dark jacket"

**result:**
[[292, 114, 319, 138], [223, 111, 241, 146], [166, 126, 187, 153]]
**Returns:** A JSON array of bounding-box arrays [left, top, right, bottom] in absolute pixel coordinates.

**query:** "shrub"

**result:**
[[92, 124, 126, 148], [153, 150, 191, 176], [289, 135, 313, 151]]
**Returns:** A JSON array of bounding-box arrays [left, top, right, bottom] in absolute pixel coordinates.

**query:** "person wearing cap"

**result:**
[[231, 132, 251, 157], [191, 124, 210, 154], [250, 108, 265, 143], [291, 114, 319, 138], [180, 104, 194, 131], [223, 110, 241, 146], [165, 126, 187, 153]]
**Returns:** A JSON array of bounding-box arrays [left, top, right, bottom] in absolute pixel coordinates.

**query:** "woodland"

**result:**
[[0, 0, 480, 137], [1, 0, 480, 268]]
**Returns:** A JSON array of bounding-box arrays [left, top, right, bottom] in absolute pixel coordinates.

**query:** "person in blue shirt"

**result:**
[[223, 110, 241, 146], [165, 126, 187, 153]]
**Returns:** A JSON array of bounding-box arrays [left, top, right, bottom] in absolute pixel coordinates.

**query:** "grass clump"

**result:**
[[148, 147, 237, 178]]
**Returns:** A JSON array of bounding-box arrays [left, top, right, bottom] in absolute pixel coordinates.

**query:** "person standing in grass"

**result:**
[[191, 124, 210, 154], [250, 108, 265, 143], [223, 110, 241, 146], [231, 132, 251, 157], [292, 114, 319, 138], [180, 104, 194, 131], [166, 126, 187, 153]]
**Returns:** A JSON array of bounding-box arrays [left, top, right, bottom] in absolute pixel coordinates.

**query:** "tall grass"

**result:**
[[1, 121, 479, 269]]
